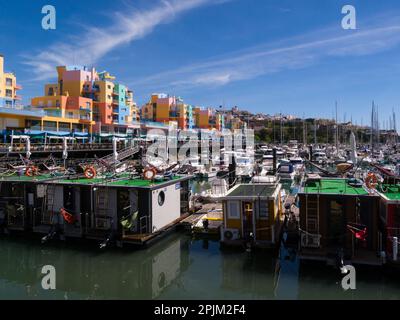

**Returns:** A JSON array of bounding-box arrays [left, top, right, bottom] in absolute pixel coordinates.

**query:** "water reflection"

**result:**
[[0, 233, 400, 300]]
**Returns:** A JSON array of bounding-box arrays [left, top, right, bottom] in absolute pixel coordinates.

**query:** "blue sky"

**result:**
[[1, 0, 400, 125]]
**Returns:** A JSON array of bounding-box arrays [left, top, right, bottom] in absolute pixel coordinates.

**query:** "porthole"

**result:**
[[158, 191, 165, 206]]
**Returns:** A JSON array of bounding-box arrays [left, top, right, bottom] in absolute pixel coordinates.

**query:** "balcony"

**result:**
[[14, 95, 22, 100], [80, 116, 92, 122], [83, 86, 100, 93], [15, 84, 23, 90], [45, 110, 62, 117], [112, 91, 119, 96], [0, 105, 45, 117], [79, 106, 91, 112], [112, 100, 119, 106]]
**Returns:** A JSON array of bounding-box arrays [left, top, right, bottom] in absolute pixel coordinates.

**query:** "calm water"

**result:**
[[0, 233, 400, 300]]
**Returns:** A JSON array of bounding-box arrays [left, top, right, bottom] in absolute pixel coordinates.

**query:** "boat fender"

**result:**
[[60, 208, 75, 224]]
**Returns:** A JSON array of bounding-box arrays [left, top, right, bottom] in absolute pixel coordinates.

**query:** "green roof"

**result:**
[[378, 185, 400, 201], [56, 174, 183, 188], [302, 179, 368, 196], [108, 176, 181, 187], [0, 173, 54, 182]]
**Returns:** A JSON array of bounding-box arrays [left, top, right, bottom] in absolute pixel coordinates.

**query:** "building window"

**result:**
[[227, 201, 240, 219], [259, 201, 269, 219], [68, 112, 73, 118], [86, 102, 90, 108], [59, 122, 70, 132], [107, 85, 111, 89], [5, 100, 12, 107], [5, 78, 12, 86], [5, 89, 12, 97], [108, 95, 111, 99]]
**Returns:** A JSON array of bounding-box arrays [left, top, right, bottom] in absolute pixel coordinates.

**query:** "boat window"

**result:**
[[158, 191, 165, 206], [228, 201, 240, 219], [259, 201, 269, 219]]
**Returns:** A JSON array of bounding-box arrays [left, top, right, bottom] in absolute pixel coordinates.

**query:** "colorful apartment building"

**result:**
[[0, 54, 46, 133], [191, 107, 224, 131], [0, 55, 22, 109], [31, 66, 140, 134], [142, 93, 228, 131], [141, 94, 194, 130]]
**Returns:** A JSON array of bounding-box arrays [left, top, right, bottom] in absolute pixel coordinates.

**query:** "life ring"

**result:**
[[143, 168, 156, 180], [84, 166, 97, 179], [60, 208, 75, 224], [365, 173, 378, 189], [25, 166, 39, 177]]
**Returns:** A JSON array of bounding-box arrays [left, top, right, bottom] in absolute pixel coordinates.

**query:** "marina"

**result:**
[[2, 0, 400, 301]]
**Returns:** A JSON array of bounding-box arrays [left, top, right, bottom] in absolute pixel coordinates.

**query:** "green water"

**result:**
[[0, 233, 400, 300]]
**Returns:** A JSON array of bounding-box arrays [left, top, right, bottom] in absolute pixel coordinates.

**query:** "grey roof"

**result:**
[[226, 184, 277, 198]]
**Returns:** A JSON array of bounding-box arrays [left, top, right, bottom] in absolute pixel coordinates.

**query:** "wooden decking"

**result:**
[[180, 203, 223, 235]]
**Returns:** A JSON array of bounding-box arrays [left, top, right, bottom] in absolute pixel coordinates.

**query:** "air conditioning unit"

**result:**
[[222, 228, 240, 241], [301, 233, 321, 248]]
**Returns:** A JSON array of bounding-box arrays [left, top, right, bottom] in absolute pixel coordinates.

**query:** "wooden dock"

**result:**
[[180, 203, 223, 236]]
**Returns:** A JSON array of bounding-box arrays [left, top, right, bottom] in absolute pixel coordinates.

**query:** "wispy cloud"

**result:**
[[132, 16, 400, 90], [22, 0, 221, 81]]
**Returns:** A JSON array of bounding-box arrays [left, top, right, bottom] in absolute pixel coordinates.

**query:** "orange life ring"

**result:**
[[84, 166, 97, 179], [143, 167, 156, 180], [60, 208, 75, 224], [25, 166, 39, 177], [365, 173, 378, 189]]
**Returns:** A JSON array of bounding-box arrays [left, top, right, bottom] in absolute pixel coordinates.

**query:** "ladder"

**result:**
[[95, 188, 108, 218], [305, 194, 319, 235], [100, 145, 140, 166], [43, 185, 56, 224]]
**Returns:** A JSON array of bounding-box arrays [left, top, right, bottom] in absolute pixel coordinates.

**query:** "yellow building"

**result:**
[[141, 94, 194, 129], [0, 54, 42, 133], [0, 54, 22, 109]]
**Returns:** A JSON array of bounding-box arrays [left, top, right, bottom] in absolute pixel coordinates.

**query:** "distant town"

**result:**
[[1, 54, 398, 145]]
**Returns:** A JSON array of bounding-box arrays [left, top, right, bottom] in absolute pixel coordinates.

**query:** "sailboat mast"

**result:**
[[335, 101, 338, 152]]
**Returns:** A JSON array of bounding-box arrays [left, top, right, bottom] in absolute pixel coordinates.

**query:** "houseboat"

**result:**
[[0, 173, 56, 232], [375, 184, 400, 265], [220, 182, 284, 249], [1, 171, 192, 247], [298, 177, 382, 266]]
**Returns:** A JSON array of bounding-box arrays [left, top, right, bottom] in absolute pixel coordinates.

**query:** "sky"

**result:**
[[1, 0, 400, 126]]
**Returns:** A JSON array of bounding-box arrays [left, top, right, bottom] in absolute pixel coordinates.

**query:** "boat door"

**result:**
[[243, 202, 254, 240], [327, 199, 346, 247]]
